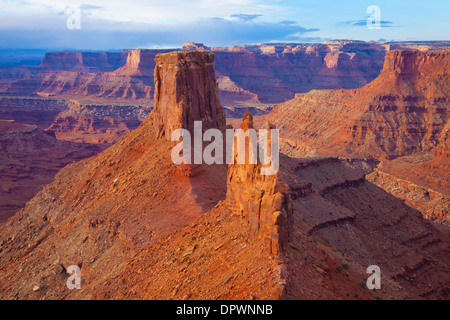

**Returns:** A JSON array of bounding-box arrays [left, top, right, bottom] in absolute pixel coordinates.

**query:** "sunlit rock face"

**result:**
[[152, 50, 226, 139]]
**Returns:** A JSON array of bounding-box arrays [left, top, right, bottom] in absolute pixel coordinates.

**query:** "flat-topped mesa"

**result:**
[[152, 50, 226, 139], [361, 49, 450, 104], [226, 110, 292, 256], [262, 49, 449, 160], [379, 49, 449, 78]]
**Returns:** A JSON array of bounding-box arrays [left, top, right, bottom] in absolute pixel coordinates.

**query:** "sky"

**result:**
[[0, 0, 449, 50]]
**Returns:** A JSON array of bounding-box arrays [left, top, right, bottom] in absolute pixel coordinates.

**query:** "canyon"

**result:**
[[0, 41, 393, 107], [0, 49, 448, 300], [0, 120, 103, 222], [2, 41, 448, 108], [0, 97, 152, 144]]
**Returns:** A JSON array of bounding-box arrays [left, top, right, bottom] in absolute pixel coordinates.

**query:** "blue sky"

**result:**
[[0, 0, 448, 50]]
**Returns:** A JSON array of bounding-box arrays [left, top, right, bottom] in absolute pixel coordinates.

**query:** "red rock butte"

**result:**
[[152, 50, 226, 138]]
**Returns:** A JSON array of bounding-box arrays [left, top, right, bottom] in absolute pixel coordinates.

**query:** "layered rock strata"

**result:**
[[152, 50, 226, 138]]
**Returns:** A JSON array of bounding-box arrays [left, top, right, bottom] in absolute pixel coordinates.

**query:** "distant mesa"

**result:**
[[262, 49, 450, 160], [181, 42, 211, 51]]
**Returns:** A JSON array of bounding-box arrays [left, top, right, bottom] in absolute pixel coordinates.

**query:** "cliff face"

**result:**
[[47, 100, 151, 144], [152, 50, 226, 138], [263, 49, 449, 160], [3, 49, 179, 101], [0, 49, 233, 299], [364, 49, 449, 101], [2, 41, 449, 107], [0, 41, 390, 106], [226, 111, 292, 255], [260, 49, 449, 222], [380, 49, 448, 78]]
